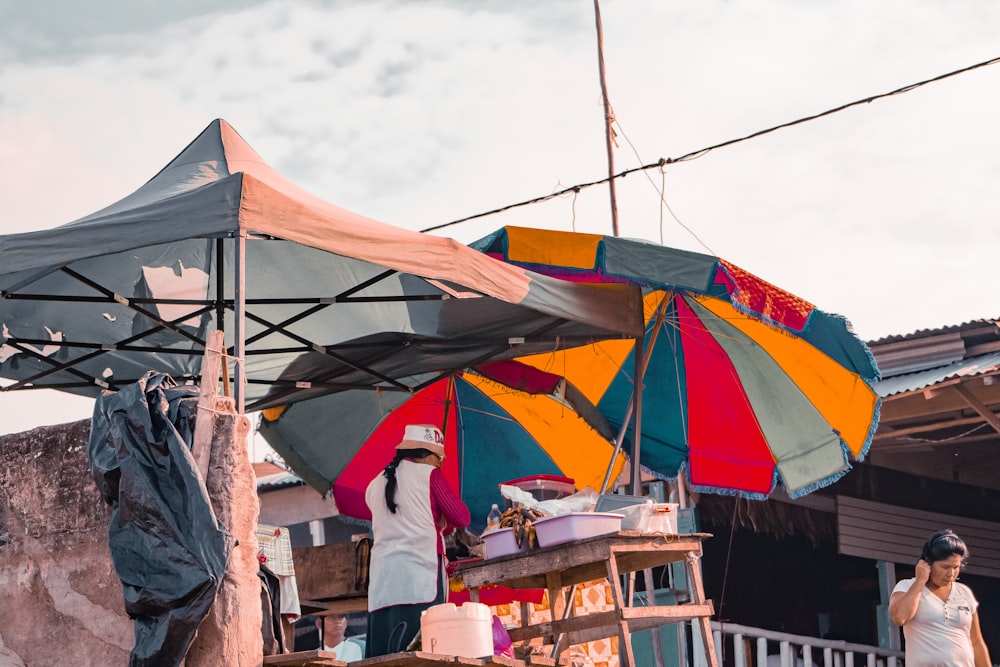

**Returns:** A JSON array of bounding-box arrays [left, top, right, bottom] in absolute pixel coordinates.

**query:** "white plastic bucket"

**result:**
[[421, 602, 493, 657]]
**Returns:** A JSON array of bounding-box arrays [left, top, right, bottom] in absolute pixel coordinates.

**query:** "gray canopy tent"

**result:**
[[0, 119, 648, 667], [0, 119, 644, 414]]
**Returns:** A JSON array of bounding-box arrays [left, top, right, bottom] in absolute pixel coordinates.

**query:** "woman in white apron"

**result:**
[[364, 424, 471, 657]]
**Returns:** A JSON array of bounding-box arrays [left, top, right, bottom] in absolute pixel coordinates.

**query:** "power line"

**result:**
[[421, 54, 1000, 235]]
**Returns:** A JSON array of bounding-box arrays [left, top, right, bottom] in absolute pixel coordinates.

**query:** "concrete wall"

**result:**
[[0, 419, 131, 667], [0, 405, 262, 667]]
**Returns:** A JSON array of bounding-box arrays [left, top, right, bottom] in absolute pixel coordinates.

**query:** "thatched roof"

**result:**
[[695, 494, 837, 547]]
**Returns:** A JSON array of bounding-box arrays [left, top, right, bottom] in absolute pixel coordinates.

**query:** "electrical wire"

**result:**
[[615, 117, 716, 253], [421, 54, 1000, 235]]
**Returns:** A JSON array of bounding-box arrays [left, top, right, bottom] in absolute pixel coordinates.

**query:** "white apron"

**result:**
[[365, 460, 441, 611]]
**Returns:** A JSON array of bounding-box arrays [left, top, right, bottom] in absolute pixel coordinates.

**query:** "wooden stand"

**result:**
[[455, 531, 719, 667], [263, 650, 563, 666]]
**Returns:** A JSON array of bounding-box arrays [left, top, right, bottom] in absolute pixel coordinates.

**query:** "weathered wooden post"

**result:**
[[186, 331, 263, 666]]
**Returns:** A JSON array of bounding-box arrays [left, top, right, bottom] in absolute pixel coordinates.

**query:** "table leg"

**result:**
[[546, 570, 565, 657], [605, 555, 637, 667], [685, 551, 719, 667], [469, 587, 480, 603]]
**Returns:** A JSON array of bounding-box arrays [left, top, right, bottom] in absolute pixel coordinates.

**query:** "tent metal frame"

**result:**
[[2, 236, 620, 414]]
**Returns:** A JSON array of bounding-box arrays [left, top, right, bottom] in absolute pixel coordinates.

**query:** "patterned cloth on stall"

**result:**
[[256, 524, 301, 618], [492, 579, 619, 667]]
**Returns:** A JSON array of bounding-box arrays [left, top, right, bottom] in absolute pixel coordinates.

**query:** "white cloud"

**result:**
[[2, 0, 999, 434]]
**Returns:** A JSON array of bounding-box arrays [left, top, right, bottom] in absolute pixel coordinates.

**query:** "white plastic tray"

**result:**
[[532, 511, 623, 548], [481, 527, 529, 558]]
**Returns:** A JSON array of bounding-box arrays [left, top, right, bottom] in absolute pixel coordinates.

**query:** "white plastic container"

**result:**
[[532, 511, 623, 548], [421, 602, 493, 657], [501, 474, 576, 509], [618, 502, 679, 534], [614, 501, 653, 531], [481, 527, 529, 559]]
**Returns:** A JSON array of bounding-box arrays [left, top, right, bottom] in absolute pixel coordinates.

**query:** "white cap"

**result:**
[[396, 424, 445, 457]]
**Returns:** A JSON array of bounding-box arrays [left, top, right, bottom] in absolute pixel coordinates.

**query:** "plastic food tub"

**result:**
[[481, 527, 529, 559], [531, 512, 623, 548], [501, 474, 576, 508]]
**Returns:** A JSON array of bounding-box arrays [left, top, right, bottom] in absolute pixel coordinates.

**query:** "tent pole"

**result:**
[[630, 333, 643, 496], [216, 238, 232, 398], [215, 238, 225, 331], [602, 401, 634, 494], [233, 231, 247, 414], [440, 375, 455, 438]]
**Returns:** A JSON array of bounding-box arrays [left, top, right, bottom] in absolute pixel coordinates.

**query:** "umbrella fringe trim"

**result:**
[[784, 465, 852, 499], [680, 458, 856, 501], [688, 483, 772, 502], [726, 297, 803, 339], [648, 464, 777, 502], [856, 397, 882, 462], [783, 434, 869, 499], [726, 298, 883, 383], [799, 309, 883, 382], [639, 464, 676, 485], [781, 398, 882, 499]]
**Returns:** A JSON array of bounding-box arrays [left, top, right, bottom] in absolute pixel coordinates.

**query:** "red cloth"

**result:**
[[447, 559, 544, 606], [449, 586, 545, 606]]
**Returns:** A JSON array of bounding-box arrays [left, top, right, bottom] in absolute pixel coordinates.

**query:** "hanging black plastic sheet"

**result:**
[[88, 371, 233, 667]]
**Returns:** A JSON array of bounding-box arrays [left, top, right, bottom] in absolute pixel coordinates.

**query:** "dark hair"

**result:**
[[382, 448, 436, 513], [920, 529, 969, 567]]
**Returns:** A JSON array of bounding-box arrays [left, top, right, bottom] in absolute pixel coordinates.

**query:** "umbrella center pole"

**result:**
[[600, 298, 670, 495], [630, 334, 643, 496], [601, 402, 634, 495]]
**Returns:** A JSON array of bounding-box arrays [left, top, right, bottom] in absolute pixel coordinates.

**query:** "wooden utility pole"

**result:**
[[593, 0, 619, 237]]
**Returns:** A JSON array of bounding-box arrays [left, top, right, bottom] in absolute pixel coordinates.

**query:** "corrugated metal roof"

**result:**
[[256, 470, 306, 492], [871, 332, 965, 377], [867, 317, 1000, 345], [875, 350, 1000, 397]]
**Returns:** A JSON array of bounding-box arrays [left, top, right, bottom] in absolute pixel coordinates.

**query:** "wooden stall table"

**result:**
[[263, 649, 564, 666], [263, 649, 346, 666], [455, 531, 719, 667]]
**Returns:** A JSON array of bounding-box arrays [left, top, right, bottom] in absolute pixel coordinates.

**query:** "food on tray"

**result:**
[[498, 506, 546, 549]]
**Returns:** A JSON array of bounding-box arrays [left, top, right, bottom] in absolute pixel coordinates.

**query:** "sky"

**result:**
[[1, 0, 999, 440]]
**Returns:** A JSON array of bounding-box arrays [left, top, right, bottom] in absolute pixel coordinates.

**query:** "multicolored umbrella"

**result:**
[[259, 360, 626, 530], [471, 226, 881, 499]]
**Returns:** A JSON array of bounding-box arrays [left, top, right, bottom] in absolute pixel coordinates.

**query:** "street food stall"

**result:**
[[456, 530, 718, 667], [266, 476, 717, 667]]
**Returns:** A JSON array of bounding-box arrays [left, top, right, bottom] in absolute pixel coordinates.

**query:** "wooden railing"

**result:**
[[703, 621, 905, 667]]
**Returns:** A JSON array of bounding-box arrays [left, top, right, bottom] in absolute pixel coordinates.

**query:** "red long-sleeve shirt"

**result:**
[[429, 468, 470, 554]]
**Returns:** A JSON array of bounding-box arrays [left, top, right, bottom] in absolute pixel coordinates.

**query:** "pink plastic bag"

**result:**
[[492, 614, 514, 658]]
